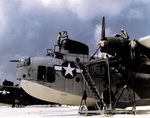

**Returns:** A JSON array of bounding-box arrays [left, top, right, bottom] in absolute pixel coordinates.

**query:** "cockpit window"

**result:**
[[17, 57, 30, 68]]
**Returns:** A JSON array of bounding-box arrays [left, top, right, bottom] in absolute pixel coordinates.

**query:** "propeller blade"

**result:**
[[101, 16, 105, 39]]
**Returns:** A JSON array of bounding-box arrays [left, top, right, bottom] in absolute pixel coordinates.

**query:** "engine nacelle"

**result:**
[[101, 36, 131, 58]]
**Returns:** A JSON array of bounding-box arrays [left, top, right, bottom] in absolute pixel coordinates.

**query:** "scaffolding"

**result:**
[[77, 57, 137, 115]]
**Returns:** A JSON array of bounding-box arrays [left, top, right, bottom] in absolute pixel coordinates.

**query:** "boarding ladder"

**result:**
[[76, 62, 103, 110]]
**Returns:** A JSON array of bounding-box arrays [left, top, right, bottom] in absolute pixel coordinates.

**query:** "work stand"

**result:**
[[78, 57, 138, 115]]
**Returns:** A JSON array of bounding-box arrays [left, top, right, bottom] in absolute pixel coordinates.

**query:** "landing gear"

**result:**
[[79, 105, 88, 115], [78, 89, 103, 115]]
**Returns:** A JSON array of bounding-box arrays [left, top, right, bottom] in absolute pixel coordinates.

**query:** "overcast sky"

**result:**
[[0, 0, 150, 84]]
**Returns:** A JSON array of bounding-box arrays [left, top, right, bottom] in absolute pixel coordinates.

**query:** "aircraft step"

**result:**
[[83, 70, 101, 98], [75, 62, 103, 109]]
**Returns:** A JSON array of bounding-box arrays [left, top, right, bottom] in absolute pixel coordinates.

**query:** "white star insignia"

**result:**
[[63, 63, 75, 77]]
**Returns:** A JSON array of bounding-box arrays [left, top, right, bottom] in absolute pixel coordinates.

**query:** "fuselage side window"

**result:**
[[37, 66, 46, 80], [47, 67, 55, 83]]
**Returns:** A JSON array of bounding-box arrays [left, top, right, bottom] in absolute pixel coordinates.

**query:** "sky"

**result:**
[[0, 0, 150, 84]]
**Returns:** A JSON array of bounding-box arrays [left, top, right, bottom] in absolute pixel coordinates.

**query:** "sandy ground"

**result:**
[[0, 105, 150, 118]]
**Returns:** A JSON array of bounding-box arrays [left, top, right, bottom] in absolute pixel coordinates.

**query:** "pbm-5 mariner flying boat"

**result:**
[[10, 17, 150, 114]]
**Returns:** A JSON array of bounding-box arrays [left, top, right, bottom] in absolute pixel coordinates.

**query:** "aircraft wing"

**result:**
[[136, 36, 150, 59], [139, 35, 150, 49]]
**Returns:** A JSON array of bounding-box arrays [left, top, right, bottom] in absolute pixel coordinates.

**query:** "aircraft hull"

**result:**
[[20, 79, 95, 106]]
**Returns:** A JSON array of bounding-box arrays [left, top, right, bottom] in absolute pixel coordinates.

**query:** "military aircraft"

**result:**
[[10, 17, 150, 114], [11, 31, 95, 107], [0, 79, 51, 107]]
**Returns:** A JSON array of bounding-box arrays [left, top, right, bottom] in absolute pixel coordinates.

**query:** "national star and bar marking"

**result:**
[[54, 61, 82, 79]]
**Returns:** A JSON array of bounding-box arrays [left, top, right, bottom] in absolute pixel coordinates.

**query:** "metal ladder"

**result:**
[[76, 62, 103, 110]]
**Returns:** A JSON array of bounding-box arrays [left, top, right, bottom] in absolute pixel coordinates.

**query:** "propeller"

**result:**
[[99, 16, 107, 47], [101, 16, 105, 40], [89, 16, 106, 61]]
